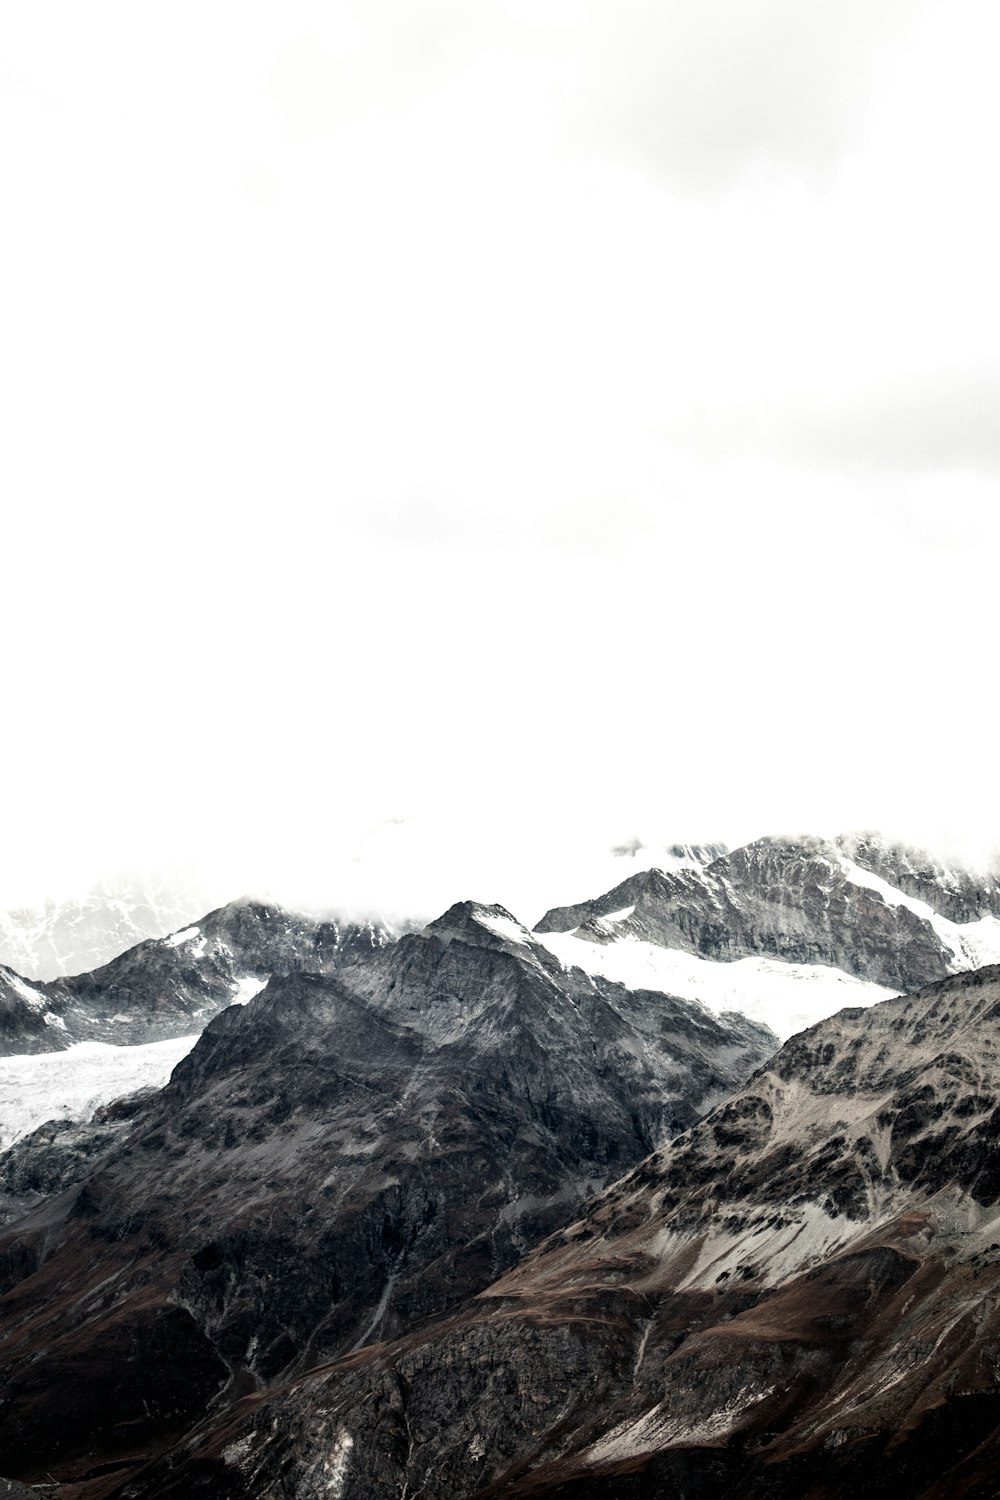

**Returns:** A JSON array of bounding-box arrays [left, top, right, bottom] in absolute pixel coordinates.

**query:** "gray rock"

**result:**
[[141, 963, 1000, 1499], [0, 900, 398, 1055], [536, 833, 992, 992], [0, 902, 774, 1485]]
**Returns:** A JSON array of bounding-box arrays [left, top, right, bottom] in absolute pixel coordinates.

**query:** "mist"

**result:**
[[2, 1, 998, 920]]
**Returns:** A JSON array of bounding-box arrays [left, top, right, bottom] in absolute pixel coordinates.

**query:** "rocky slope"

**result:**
[[535, 834, 1000, 1021], [130, 962, 1000, 1499], [0, 900, 394, 1055], [0, 902, 774, 1491], [836, 832, 1000, 925]]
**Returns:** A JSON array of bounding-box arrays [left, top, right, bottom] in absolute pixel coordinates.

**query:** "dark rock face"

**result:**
[[0, 900, 395, 1055], [0, 902, 774, 1490], [125, 964, 1000, 1500], [837, 831, 1000, 924], [536, 833, 993, 992], [0, 968, 52, 1053]]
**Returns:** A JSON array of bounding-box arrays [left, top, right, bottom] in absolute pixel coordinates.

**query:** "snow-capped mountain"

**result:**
[[0, 873, 214, 980], [0, 902, 397, 1152], [535, 832, 1000, 1037], [147, 961, 1000, 1499], [0, 901, 775, 1485], [5, 835, 1000, 1494], [0, 899, 394, 1056]]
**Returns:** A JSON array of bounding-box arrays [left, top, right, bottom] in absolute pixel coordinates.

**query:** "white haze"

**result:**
[[2, 1, 999, 922]]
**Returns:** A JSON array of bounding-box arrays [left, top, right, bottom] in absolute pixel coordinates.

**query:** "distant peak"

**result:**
[[425, 901, 533, 950]]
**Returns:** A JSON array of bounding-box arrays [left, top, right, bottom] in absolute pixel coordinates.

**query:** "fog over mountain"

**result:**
[[4, 1, 1000, 917], [4, 3, 1000, 1492]]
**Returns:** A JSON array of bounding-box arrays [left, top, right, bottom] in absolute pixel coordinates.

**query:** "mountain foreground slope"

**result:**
[[125, 962, 1000, 1499]]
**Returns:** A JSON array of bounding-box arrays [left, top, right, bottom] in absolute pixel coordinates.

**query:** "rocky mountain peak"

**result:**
[[534, 830, 1000, 1002], [423, 900, 535, 952]]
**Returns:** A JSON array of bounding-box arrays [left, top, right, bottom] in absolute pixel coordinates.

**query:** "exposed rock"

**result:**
[[536, 833, 1000, 993], [0, 1089, 155, 1226], [837, 830, 1000, 924], [127, 964, 1000, 1499], [0, 900, 396, 1055], [0, 902, 774, 1489]]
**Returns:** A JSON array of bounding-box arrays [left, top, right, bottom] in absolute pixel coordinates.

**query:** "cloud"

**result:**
[[564, 0, 916, 193], [3, 1, 1000, 919], [672, 366, 1000, 473], [267, 0, 917, 194]]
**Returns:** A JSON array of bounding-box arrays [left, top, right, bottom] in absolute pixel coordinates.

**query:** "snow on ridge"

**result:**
[[837, 855, 1000, 972], [2, 970, 48, 1011], [474, 909, 531, 946], [230, 975, 268, 1006], [163, 926, 202, 949], [534, 931, 896, 1041]]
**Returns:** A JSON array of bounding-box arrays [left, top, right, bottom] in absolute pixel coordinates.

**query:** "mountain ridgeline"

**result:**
[[1, 832, 1000, 1497], [0, 902, 773, 1488], [149, 962, 1000, 1499], [536, 833, 1000, 992], [0, 900, 394, 1054]]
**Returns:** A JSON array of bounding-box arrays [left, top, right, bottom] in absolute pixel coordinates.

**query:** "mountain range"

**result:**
[[0, 874, 213, 982], [2, 832, 1000, 1496]]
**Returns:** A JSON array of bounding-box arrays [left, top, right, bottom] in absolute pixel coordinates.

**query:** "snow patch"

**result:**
[[222, 1433, 257, 1470], [838, 857, 1000, 972], [322, 1431, 354, 1496], [586, 1385, 775, 1464], [535, 932, 896, 1040], [475, 911, 530, 945], [163, 925, 201, 948], [230, 974, 268, 1006], [3, 970, 47, 1011]]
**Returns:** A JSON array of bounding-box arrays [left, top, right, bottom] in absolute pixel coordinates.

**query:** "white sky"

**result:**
[[2, 1, 999, 920]]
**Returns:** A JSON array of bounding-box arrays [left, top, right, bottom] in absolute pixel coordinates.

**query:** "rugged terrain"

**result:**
[[127, 962, 1000, 1499], [0, 874, 212, 981], [536, 834, 1000, 1036], [4, 834, 1000, 1496], [0, 902, 774, 1490], [0, 900, 393, 1055]]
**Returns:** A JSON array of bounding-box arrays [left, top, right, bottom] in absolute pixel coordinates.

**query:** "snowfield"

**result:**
[[534, 931, 898, 1041], [0, 1035, 198, 1150]]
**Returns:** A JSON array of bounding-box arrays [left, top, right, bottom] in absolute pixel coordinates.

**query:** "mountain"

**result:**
[[0, 902, 775, 1489], [0, 874, 214, 981], [0, 899, 394, 1056], [0, 902, 397, 1157], [535, 833, 1000, 1037], [132, 961, 1000, 1499]]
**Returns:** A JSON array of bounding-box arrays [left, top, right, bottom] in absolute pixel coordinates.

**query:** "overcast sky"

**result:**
[[2, 1, 998, 919]]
